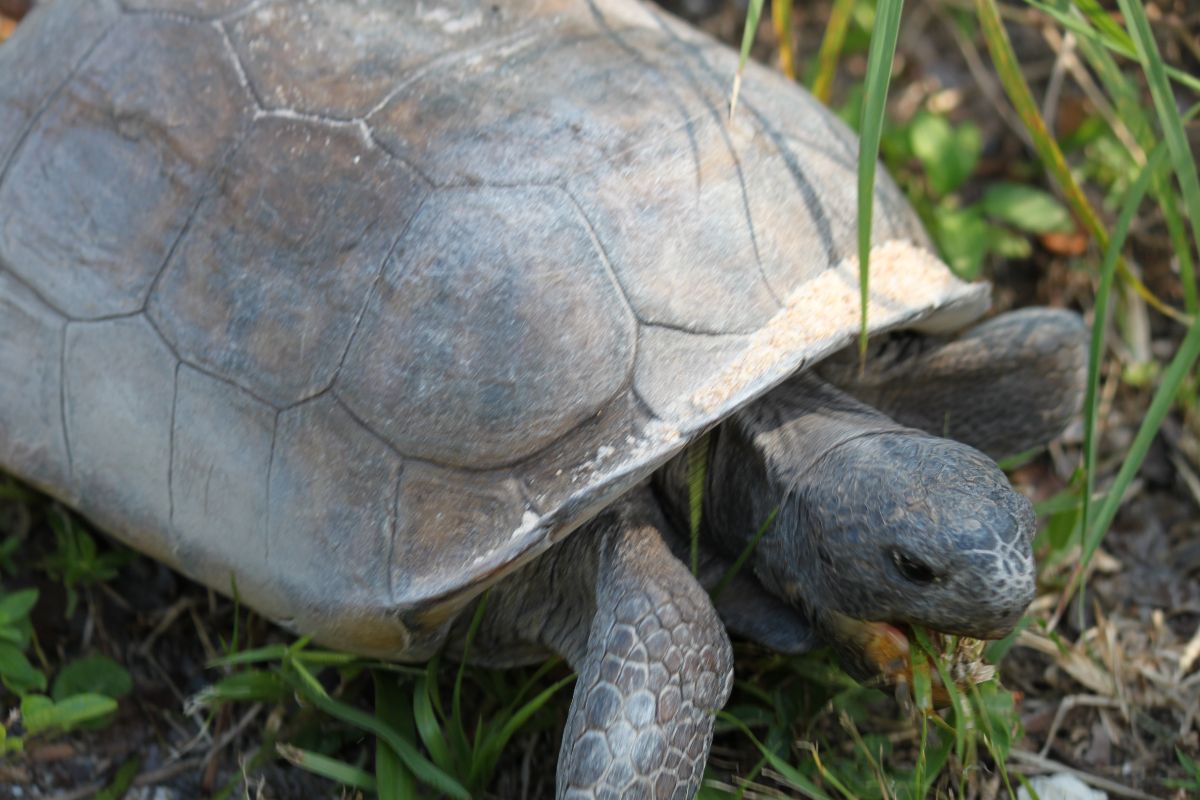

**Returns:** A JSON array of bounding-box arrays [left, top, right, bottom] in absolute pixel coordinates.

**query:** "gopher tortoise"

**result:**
[[0, 0, 1086, 796]]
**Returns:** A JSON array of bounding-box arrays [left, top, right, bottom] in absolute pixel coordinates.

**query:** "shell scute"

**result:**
[[170, 365, 275, 609], [149, 116, 426, 407], [0, 18, 251, 319], [121, 0, 254, 18], [63, 316, 178, 565], [391, 464, 530, 616], [369, 26, 684, 187], [228, 0, 530, 120], [337, 185, 636, 470], [264, 395, 404, 651], [0, 272, 69, 493]]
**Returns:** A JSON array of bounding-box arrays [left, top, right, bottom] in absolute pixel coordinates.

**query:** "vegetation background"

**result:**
[[0, 0, 1198, 797]]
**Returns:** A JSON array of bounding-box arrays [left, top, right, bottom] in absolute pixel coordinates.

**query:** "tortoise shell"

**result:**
[[0, 0, 988, 658]]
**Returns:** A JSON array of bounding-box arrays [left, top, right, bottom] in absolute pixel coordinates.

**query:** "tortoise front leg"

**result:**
[[818, 307, 1087, 459], [462, 488, 733, 800]]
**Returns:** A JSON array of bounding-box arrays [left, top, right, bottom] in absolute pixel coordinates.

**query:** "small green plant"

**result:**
[[1165, 748, 1200, 792], [879, 110, 1075, 279], [0, 586, 132, 755], [0, 588, 42, 697], [197, 618, 573, 798], [39, 507, 130, 617]]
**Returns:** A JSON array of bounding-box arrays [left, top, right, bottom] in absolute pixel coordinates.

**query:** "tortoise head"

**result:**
[[766, 431, 1037, 642]]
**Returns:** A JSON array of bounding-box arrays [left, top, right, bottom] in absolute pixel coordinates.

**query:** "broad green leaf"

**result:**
[[22, 693, 117, 734], [910, 113, 981, 196], [0, 642, 46, 694], [0, 589, 37, 627], [932, 205, 990, 279], [987, 226, 1033, 260], [981, 183, 1073, 234], [52, 655, 132, 701]]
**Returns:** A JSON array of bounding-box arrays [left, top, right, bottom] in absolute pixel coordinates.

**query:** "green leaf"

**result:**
[[986, 226, 1033, 260], [52, 655, 132, 701], [932, 204, 990, 279], [980, 183, 1073, 234], [276, 743, 377, 791], [0, 589, 38, 627], [0, 642, 46, 695], [22, 693, 117, 734], [910, 113, 981, 196]]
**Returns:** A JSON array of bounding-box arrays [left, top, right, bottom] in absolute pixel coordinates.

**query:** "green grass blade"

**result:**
[[94, 757, 141, 800], [1078, 321, 1200, 581], [911, 628, 966, 761], [476, 673, 575, 783], [730, 0, 766, 116], [276, 743, 377, 792], [1116, 0, 1200, 262], [1070, 0, 1134, 51], [771, 0, 795, 80], [412, 671, 454, 773], [711, 507, 778, 601], [1074, 143, 1168, 617], [857, 0, 904, 361], [373, 671, 417, 800], [283, 671, 470, 800], [507, 657, 561, 710], [1043, 0, 1198, 314], [809, 0, 855, 104], [977, 0, 1187, 325], [451, 592, 489, 759], [718, 712, 837, 800], [208, 642, 292, 668], [1022, 0, 1200, 94]]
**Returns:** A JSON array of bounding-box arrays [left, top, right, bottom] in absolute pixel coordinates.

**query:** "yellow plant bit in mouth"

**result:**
[[826, 612, 996, 707]]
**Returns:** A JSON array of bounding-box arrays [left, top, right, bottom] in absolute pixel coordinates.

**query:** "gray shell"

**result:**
[[0, 0, 988, 657]]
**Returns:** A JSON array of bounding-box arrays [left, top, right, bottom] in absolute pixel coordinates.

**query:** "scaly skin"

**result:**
[[461, 308, 1085, 800], [818, 308, 1087, 459], [454, 490, 732, 800]]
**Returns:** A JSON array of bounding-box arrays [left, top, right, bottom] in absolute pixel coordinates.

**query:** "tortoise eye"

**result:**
[[891, 549, 939, 584]]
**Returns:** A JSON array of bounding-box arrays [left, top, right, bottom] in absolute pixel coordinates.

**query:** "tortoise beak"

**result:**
[[817, 611, 995, 707]]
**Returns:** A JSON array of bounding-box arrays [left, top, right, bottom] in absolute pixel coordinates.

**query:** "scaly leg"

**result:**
[[461, 488, 733, 800]]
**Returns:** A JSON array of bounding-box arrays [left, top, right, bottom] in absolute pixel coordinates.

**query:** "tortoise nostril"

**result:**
[[891, 549, 939, 584]]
